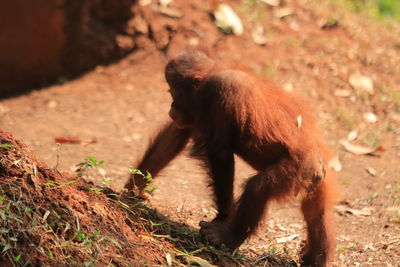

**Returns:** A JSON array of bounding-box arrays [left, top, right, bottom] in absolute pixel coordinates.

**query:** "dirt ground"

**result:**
[[1, 0, 399, 266]]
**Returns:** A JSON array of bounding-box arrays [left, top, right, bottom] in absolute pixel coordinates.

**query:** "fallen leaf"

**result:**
[[365, 167, 376, 177], [328, 156, 342, 172], [186, 255, 218, 267], [251, 23, 268, 45], [63, 223, 70, 234], [386, 206, 399, 212], [214, 4, 243, 36], [364, 244, 377, 251], [275, 224, 288, 231], [335, 205, 373, 216], [261, 0, 280, 6], [276, 234, 299, 243], [139, 232, 156, 242], [348, 73, 374, 94], [54, 137, 97, 145], [165, 253, 172, 266], [319, 18, 339, 29], [334, 89, 351, 97], [159, 0, 172, 6], [98, 168, 106, 177], [347, 130, 358, 141], [296, 115, 302, 128], [363, 112, 378, 123], [339, 140, 383, 156], [42, 210, 50, 222], [273, 7, 294, 19]]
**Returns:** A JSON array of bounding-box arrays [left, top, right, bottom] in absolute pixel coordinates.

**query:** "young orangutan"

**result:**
[[125, 50, 337, 266]]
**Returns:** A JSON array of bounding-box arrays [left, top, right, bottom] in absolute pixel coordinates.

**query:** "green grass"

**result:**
[[333, 0, 400, 20], [376, 0, 400, 18]]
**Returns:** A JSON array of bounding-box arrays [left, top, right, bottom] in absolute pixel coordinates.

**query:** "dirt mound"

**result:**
[[0, 130, 298, 266], [0, 129, 171, 265]]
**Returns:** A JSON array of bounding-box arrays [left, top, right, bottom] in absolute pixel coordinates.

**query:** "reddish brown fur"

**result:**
[[125, 50, 338, 266]]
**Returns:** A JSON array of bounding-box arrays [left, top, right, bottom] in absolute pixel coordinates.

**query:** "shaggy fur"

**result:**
[[125, 50, 337, 267]]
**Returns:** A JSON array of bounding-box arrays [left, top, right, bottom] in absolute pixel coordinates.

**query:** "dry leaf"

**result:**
[[366, 167, 376, 177], [296, 115, 302, 128], [251, 23, 268, 45], [319, 18, 339, 29], [335, 205, 373, 216], [347, 130, 358, 141], [54, 137, 97, 145], [364, 244, 377, 251], [98, 168, 106, 177], [42, 210, 50, 222], [139, 232, 156, 242], [276, 234, 299, 243], [261, 0, 280, 6], [363, 112, 378, 123], [159, 0, 172, 6], [334, 89, 351, 97], [386, 206, 400, 212], [328, 156, 342, 172], [214, 4, 243, 36], [275, 224, 288, 231], [273, 7, 294, 19], [348, 73, 374, 94], [63, 223, 71, 234], [165, 253, 172, 266], [186, 255, 218, 267], [339, 139, 383, 156]]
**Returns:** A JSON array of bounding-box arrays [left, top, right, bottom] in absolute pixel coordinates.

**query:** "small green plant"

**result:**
[[76, 156, 105, 170], [44, 179, 78, 189], [75, 230, 86, 242], [268, 246, 277, 255], [0, 144, 13, 149], [75, 156, 105, 177], [85, 187, 102, 194], [128, 167, 156, 194], [377, 0, 400, 19], [333, 0, 400, 20]]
